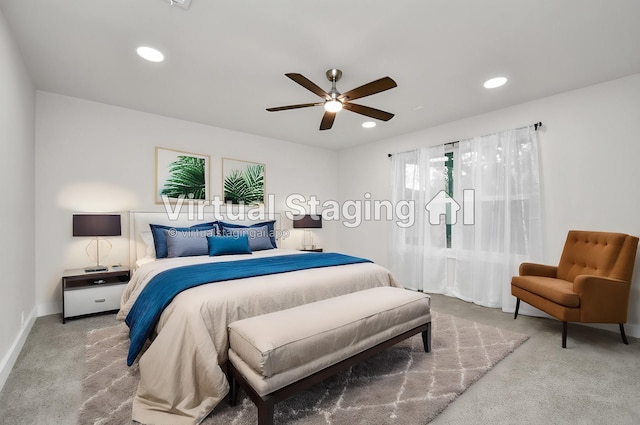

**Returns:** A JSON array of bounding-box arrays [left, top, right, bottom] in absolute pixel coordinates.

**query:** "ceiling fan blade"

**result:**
[[286, 73, 330, 99], [266, 102, 322, 112], [343, 103, 395, 121], [319, 111, 336, 130], [338, 77, 397, 102]]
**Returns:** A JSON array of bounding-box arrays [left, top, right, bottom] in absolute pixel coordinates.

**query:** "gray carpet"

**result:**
[[78, 312, 528, 425]]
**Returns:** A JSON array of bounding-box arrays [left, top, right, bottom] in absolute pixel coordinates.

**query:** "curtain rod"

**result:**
[[387, 121, 542, 157]]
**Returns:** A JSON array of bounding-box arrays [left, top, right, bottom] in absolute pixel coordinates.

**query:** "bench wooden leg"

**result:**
[[229, 365, 238, 406], [228, 358, 276, 424], [256, 397, 275, 425], [422, 322, 431, 352]]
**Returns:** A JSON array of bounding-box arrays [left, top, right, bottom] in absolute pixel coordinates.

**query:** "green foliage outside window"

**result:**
[[445, 152, 454, 248]]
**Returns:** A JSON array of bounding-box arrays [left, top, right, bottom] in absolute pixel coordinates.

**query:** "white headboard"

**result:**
[[129, 209, 281, 267]]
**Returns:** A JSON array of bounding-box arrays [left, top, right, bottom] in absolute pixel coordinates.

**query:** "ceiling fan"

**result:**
[[266, 69, 397, 130]]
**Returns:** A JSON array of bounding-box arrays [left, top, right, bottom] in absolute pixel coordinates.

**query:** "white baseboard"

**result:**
[[0, 306, 37, 392]]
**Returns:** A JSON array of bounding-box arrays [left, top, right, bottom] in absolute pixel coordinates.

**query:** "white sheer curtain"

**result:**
[[390, 145, 447, 291], [451, 125, 543, 310]]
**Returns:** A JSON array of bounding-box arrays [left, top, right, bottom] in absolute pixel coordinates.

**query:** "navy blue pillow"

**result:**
[[192, 221, 219, 230], [218, 220, 276, 249], [207, 235, 252, 256], [150, 223, 217, 258]]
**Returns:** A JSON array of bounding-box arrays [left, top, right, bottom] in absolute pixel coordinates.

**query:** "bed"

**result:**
[[117, 211, 402, 425]]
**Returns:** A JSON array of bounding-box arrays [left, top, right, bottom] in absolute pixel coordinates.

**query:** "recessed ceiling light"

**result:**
[[362, 121, 376, 128], [136, 46, 164, 62], [484, 77, 507, 89]]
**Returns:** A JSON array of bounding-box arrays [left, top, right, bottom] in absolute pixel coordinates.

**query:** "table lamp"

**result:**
[[73, 214, 121, 272], [292, 214, 322, 250]]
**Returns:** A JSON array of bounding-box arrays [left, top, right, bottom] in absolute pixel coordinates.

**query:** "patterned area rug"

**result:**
[[78, 312, 528, 425]]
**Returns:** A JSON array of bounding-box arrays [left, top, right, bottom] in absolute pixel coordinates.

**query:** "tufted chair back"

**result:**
[[557, 231, 637, 283]]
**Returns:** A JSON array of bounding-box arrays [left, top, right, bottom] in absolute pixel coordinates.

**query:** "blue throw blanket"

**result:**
[[125, 252, 372, 365]]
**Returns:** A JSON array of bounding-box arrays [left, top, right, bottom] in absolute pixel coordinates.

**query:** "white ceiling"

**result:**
[[2, 0, 640, 150]]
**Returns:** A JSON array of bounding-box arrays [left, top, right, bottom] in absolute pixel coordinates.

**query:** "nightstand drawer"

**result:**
[[63, 284, 125, 318]]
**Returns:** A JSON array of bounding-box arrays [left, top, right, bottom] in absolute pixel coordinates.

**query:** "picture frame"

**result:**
[[222, 158, 266, 205], [155, 147, 210, 204]]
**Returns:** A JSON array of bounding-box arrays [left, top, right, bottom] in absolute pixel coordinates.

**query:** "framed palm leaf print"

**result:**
[[222, 158, 265, 205], [156, 147, 210, 203]]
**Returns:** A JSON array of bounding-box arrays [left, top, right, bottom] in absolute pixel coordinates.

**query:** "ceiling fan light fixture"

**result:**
[[324, 100, 343, 113]]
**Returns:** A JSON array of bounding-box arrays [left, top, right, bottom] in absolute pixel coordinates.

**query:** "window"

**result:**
[[390, 126, 542, 303], [402, 150, 454, 247]]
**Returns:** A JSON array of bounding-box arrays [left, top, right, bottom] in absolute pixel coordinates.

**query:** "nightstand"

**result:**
[[61, 267, 130, 323], [299, 248, 323, 252]]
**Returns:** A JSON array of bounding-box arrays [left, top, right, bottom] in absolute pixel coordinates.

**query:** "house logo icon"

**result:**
[[424, 189, 475, 225]]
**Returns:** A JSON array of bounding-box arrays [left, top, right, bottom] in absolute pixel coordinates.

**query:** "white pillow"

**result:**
[[140, 230, 156, 258]]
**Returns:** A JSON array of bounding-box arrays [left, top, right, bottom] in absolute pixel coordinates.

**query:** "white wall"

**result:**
[[35, 92, 339, 315], [0, 8, 36, 390], [337, 73, 640, 337]]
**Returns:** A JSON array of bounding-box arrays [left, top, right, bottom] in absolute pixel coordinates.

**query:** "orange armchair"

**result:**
[[511, 230, 638, 348]]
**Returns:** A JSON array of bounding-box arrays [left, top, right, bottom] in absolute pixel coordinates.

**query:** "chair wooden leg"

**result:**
[[620, 324, 629, 345], [562, 321, 568, 348], [514, 298, 520, 319]]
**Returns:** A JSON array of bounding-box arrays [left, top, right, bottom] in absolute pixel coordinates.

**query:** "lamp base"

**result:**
[[84, 265, 108, 273]]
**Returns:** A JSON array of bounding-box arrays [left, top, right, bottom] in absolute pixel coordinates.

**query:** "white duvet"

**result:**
[[117, 249, 402, 425]]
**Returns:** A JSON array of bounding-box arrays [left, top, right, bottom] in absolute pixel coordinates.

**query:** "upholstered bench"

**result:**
[[227, 286, 431, 425]]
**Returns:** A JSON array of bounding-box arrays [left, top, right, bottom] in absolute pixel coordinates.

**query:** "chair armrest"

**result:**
[[573, 275, 631, 323], [519, 263, 557, 278]]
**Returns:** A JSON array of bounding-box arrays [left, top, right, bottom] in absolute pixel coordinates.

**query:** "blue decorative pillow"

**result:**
[[218, 220, 276, 249], [207, 235, 252, 256], [222, 225, 274, 251], [192, 221, 219, 231], [149, 223, 217, 258], [164, 229, 211, 258]]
